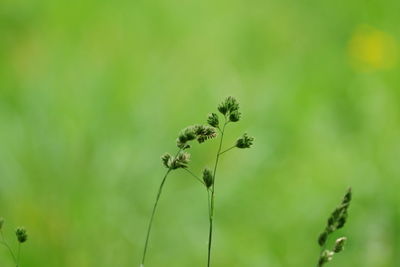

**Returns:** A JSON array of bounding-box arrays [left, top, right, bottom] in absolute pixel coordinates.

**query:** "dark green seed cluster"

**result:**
[[318, 188, 352, 246], [161, 152, 190, 170], [177, 125, 217, 148], [317, 188, 352, 267], [236, 133, 254, 149], [217, 96, 241, 122], [333, 237, 347, 253], [202, 168, 213, 188], [15, 227, 28, 243], [207, 113, 219, 128]]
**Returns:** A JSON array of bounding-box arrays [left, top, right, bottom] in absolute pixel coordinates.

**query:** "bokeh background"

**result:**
[[1, 0, 399, 266]]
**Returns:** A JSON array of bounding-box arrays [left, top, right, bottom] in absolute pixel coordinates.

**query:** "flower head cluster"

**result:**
[[318, 250, 334, 266], [202, 168, 213, 188], [318, 188, 352, 246], [333, 237, 347, 253], [236, 133, 254, 149], [16, 227, 28, 243], [217, 96, 241, 122], [161, 152, 191, 170], [317, 188, 352, 267], [177, 125, 217, 149], [207, 113, 219, 128]]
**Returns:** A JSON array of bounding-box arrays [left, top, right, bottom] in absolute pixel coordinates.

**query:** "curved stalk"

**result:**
[[140, 169, 172, 266], [1, 230, 17, 264], [140, 148, 182, 267]]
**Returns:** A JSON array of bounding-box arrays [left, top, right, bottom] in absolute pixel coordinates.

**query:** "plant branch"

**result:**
[[140, 148, 182, 267], [218, 145, 236, 156], [207, 120, 227, 267], [184, 168, 206, 186]]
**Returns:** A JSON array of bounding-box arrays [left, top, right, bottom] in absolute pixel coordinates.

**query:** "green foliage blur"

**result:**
[[1, 0, 399, 266]]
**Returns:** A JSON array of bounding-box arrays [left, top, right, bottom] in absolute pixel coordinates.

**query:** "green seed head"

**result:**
[[236, 133, 254, 149], [161, 152, 191, 170], [318, 250, 334, 266], [15, 227, 28, 243], [202, 168, 213, 188], [342, 188, 352, 205], [161, 153, 172, 169], [170, 152, 191, 169], [207, 113, 219, 128], [218, 96, 239, 116], [318, 231, 328, 246], [193, 125, 217, 144], [177, 127, 197, 148], [177, 125, 217, 148], [333, 237, 347, 253], [229, 110, 241, 122]]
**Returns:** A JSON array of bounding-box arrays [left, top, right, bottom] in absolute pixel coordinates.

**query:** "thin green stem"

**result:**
[[16, 243, 21, 267], [207, 190, 211, 218], [207, 120, 227, 267], [184, 168, 206, 186], [140, 148, 182, 267], [218, 145, 236, 156], [1, 230, 17, 264]]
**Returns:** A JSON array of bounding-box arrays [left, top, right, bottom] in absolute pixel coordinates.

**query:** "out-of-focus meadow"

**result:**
[[1, 0, 399, 266]]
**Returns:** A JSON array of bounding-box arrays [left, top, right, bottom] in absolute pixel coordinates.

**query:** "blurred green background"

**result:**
[[1, 0, 399, 266]]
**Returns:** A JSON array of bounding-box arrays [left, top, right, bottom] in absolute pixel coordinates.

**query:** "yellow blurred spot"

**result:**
[[348, 25, 398, 71]]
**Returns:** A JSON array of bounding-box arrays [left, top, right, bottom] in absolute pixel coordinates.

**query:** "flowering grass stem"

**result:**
[[207, 120, 227, 267], [140, 97, 253, 267], [140, 148, 182, 266]]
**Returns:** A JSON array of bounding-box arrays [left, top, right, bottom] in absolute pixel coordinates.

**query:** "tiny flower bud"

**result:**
[[194, 125, 217, 144], [337, 211, 348, 229], [217, 104, 228, 115], [177, 127, 197, 148], [207, 113, 219, 128], [177, 125, 217, 148], [170, 152, 191, 169], [342, 188, 352, 205], [15, 227, 28, 243], [217, 96, 239, 116], [333, 237, 347, 253], [318, 250, 334, 266], [161, 153, 172, 169], [318, 231, 328, 246], [236, 133, 254, 149], [229, 110, 241, 122], [202, 168, 213, 189]]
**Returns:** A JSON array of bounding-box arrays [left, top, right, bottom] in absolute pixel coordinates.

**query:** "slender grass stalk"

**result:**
[[140, 124, 217, 266], [140, 97, 253, 267], [202, 97, 254, 267], [218, 145, 236, 156], [140, 167, 173, 267], [16, 243, 21, 267], [207, 119, 227, 267]]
